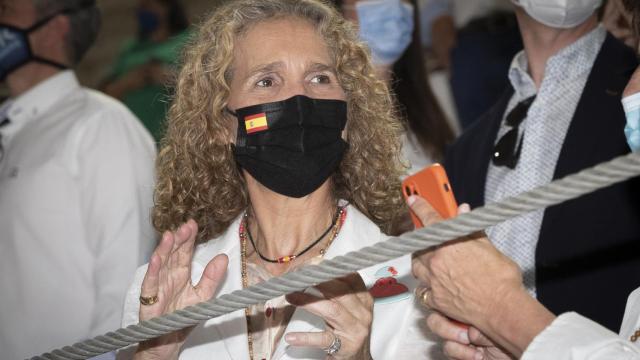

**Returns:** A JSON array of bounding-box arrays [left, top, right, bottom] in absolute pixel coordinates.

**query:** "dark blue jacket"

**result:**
[[445, 33, 640, 331]]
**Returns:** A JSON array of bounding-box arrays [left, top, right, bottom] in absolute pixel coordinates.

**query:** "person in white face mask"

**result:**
[[441, 0, 640, 342], [333, 0, 456, 178], [512, 0, 602, 29]]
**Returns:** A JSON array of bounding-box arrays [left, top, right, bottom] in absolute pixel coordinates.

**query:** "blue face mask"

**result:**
[[622, 93, 640, 152], [0, 1, 94, 81], [137, 9, 160, 39], [356, 0, 414, 66], [0, 13, 67, 81]]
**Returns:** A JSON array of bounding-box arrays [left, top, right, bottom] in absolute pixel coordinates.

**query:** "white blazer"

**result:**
[[119, 205, 444, 359], [621, 287, 640, 342]]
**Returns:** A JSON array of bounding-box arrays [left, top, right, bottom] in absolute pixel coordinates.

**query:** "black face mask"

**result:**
[[229, 95, 348, 198]]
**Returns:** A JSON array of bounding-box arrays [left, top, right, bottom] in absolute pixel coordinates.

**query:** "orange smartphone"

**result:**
[[402, 163, 458, 228]]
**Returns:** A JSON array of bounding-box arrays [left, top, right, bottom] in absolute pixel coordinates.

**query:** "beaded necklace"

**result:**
[[244, 206, 340, 264], [239, 206, 347, 360]]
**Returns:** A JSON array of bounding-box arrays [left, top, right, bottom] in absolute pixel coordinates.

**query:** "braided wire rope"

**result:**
[[32, 151, 640, 360]]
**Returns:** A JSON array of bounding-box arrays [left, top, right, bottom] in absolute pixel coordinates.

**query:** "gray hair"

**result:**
[[32, 0, 101, 65]]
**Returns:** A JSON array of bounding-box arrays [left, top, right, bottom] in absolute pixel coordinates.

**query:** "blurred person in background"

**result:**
[[0, 0, 156, 358], [444, 0, 640, 335], [415, 0, 459, 131], [422, 0, 523, 129], [102, 0, 190, 144], [333, 0, 456, 175]]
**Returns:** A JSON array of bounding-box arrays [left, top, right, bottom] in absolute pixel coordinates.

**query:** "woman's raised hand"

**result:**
[[134, 220, 229, 360], [284, 274, 374, 360]]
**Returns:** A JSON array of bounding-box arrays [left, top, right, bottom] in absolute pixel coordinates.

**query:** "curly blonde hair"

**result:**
[[153, 0, 407, 242]]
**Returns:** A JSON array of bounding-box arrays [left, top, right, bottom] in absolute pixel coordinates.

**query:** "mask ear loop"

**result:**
[[223, 107, 242, 147], [30, 56, 67, 70], [21, 1, 97, 70], [24, 13, 61, 33], [26, 0, 97, 33]]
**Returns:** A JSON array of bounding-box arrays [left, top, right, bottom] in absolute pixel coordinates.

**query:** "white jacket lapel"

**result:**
[[620, 287, 640, 341]]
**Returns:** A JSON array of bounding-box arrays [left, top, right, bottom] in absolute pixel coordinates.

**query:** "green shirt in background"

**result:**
[[110, 30, 190, 144]]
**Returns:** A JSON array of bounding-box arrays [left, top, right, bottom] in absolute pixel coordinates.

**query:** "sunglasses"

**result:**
[[492, 96, 536, 169]]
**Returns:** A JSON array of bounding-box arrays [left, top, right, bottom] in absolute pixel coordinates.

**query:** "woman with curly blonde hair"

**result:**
[[119, 0, 440, 359]]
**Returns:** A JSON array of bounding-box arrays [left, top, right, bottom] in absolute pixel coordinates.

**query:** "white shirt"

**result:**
[[118, 204, 446, 359], [484, 25, 607, 295], [522, 288, 640, 359], [0, 71, 157, 359]]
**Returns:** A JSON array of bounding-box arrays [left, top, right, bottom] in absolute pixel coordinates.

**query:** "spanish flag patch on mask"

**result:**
[[244, 113, 269, 134]]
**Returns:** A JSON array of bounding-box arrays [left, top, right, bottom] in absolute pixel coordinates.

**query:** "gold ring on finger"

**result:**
[[139, 294, 159, 306], [416, 288, 431, 308]]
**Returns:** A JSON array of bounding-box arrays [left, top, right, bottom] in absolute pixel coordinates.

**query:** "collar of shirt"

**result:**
[[0, 70, 80, 135], [507, 24, 607, 103]]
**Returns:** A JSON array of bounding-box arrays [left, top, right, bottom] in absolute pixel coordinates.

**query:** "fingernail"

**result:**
[[458, 330, 470, 344], [474, 351, 484, 360], [407, 195, 417, 206], [285, 333, 297, 343], [460, 203, 471, 213]]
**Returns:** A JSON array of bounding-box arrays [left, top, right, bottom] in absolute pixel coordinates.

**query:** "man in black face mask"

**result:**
[[0, 1, 157, 358]]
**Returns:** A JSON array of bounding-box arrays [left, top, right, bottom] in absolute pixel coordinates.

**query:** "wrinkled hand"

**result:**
[[408, 196, 555, 357], [134, 220, 229, 360], [409, 196, 523, 327], [427, 312, 514, 360], [285, 274, 374, 360]]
